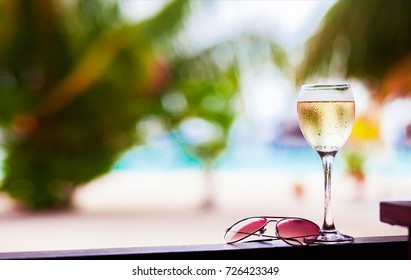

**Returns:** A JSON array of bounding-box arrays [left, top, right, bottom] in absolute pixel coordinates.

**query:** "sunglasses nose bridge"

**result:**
[[257, 227, 266, 236]]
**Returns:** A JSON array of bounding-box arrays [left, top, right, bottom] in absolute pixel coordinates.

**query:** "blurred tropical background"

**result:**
[[0, 0, 410, 251]]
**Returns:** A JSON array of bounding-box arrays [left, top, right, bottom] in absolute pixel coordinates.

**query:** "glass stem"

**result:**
[[319, 151, 337, 232]]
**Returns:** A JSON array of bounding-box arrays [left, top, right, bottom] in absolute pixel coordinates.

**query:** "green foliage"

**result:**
[[0, 0, 192, 210], [343, 150, 365, 180], [0, 0, 286, 210], [171, 71, 238, 166], [296, 0, 411, 85]]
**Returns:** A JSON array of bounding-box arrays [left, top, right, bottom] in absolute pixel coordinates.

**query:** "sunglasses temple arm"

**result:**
[[244, 232, 318, 246], [232, 231, 279, 241], [280, 233, 320, 244]]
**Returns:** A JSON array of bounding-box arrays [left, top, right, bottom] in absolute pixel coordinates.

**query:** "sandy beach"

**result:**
[[0, 169, 409, 253]]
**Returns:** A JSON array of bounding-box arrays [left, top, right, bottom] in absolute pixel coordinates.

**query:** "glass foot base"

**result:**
[[305, 231, 354, 245]]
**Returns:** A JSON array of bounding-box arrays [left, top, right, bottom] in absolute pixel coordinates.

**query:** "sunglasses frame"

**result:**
[[224, 216, 320, 246]]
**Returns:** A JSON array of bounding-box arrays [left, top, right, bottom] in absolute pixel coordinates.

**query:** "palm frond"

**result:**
[[297, 0, 411, 94]]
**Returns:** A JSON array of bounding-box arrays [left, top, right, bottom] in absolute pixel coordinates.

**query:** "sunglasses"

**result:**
[[224, 216, 320, 246]]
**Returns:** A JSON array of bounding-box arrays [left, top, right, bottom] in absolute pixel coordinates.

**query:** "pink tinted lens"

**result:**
[[276, 218, 320, 245], [225, 218, 268, 243]]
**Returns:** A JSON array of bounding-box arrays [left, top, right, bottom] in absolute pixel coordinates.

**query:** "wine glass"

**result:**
[[297, 83, 355, 244]]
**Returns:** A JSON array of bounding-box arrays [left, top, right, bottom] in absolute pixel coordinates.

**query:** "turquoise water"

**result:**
[[114, 136, 411, 176]]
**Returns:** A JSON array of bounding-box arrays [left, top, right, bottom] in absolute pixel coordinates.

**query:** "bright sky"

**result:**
[[122, 0, 336, 50], [192, 1, 336, 50]]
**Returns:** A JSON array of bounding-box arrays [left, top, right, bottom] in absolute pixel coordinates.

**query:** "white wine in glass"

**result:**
[[297, 84, 355, 244]]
